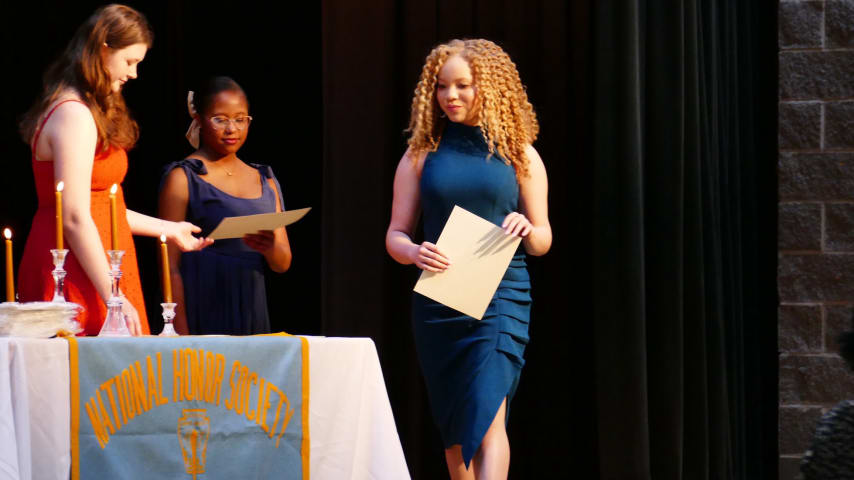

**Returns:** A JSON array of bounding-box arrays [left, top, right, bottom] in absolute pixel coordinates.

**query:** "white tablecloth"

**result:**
[[0, 336, 410, 480]]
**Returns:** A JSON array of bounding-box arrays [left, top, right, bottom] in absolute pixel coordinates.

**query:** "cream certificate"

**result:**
[[207, 207, 311, 240], [413, 205, 522, 320]]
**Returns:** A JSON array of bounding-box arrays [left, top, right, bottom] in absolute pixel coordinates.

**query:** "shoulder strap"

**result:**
[[250, 163, 286, 211], [31, 99, 88, 159]]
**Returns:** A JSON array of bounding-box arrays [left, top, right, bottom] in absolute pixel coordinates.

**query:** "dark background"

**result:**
[[0, 1, 778, 478]]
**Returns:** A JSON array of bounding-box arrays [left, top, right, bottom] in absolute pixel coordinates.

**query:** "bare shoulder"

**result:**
[[517, 145, 545, 184], [161, 165, 189, 193], [34, 95, 97, 163], [159, 166, 190, 217], [44, 98, 96, 136], [524, 144, 545, 168], [399, 146, 428, 175]]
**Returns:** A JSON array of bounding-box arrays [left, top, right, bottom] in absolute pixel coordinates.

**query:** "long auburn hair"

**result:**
[[19, 4, 154, 152], [406, 39, 539, 178]]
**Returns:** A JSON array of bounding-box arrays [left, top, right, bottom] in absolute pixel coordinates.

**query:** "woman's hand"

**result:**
[[243, 230, 275, 253], [168, 221, 213, 252], [409, 242, 451, 272], [502, 212, 534, 237], [121, 297, 142, 336]]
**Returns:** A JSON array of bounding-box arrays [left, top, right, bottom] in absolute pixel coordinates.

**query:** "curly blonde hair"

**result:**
[[407, 39, 539, 177]]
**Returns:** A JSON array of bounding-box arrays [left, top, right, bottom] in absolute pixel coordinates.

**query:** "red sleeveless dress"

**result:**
[[17, 100, 150, 335]]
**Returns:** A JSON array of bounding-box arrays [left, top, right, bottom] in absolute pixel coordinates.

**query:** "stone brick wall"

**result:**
[[778, 1, 854, 478]]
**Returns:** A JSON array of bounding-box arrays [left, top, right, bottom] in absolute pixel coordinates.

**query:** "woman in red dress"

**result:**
[[17, 4, 211, 335]]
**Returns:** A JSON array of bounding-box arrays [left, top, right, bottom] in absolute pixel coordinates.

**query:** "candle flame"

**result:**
[[3, 229, 10, 240], [110, 184, 118, 195], [160, 234, 167, 243], [56, 181, 64, 192]]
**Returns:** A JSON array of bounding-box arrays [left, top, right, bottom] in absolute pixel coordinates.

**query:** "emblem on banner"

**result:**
[[178, 409, 210, 479]]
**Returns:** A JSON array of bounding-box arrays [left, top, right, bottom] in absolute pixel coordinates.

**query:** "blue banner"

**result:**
[[66, 335, 309, 479]]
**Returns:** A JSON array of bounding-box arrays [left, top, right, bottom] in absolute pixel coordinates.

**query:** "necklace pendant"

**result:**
[[226, 171, 233, 176]]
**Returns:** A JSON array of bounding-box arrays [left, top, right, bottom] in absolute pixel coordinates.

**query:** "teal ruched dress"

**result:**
[[413, 121, 531, 466]]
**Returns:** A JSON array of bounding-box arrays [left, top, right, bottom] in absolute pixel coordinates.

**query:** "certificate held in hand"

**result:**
[[207, 207, 311, 240], [414, 205, 522, 320]]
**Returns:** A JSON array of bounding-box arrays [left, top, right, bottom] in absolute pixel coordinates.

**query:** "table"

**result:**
[[0, 336, 410, 480]]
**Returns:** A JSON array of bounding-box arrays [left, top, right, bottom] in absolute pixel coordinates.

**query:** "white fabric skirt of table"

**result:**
[[0, 336, 410, 480]]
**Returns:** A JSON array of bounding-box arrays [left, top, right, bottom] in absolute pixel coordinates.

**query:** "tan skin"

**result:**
[[158, 90, 292, 335], [385, 55, 552, 479]]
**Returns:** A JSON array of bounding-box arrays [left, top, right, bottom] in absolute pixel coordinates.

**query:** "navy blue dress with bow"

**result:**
[[161, 159, 284, 335]]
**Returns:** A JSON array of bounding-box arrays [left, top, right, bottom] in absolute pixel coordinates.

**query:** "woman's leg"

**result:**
[[472, 397, 510, 479], [445, 445, 475, 480]]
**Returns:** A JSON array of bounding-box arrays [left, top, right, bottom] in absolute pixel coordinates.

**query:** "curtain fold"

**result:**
[[590, 1, 775, 478], [592, 0, 651, 477]]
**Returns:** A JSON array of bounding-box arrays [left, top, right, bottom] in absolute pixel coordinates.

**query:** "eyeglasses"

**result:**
[[209, 115, 253, 131]]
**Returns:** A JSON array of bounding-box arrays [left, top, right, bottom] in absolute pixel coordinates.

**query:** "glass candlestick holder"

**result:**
[[98, 250, 130, 337], [50, 249, 69, 302], [159, 302, 179, 336]]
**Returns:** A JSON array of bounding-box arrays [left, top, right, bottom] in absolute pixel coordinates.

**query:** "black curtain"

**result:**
[[0, 1, 777, 478], [591, 1, 777, 478]]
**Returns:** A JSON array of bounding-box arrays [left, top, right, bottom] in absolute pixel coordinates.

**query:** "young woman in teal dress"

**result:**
[[385, 39, 552, 479], [159, 77, 292, 335]]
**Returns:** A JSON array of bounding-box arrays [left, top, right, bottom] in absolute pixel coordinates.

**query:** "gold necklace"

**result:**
[[201, 157, 235, 176], [207, 159, 233, 176]]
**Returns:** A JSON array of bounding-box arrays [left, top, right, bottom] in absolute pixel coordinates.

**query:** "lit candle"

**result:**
[[109, 184, 118, 251], [55, 181, 64, 250], [4, 229, 13, 302], [160, 234, 172, 303]]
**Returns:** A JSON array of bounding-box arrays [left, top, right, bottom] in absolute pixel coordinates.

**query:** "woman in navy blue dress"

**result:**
[[385, 39, 552, 479], [159, 77, 291, 335]]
